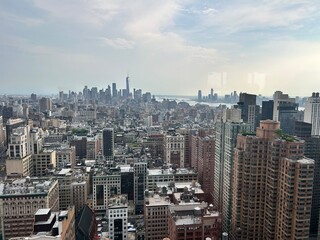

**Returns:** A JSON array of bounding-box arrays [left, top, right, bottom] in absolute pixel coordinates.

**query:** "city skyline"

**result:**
[[1, 1, 320, 96]]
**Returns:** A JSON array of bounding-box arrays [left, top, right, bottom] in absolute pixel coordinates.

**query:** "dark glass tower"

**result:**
[[261, 100, 274, 120], [102, 128, 114, 160]]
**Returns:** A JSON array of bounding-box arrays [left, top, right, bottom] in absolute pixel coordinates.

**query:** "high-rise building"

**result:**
[[33, 150, 56, 177], [213, 109, 250, 233], [237, 93, 260, 131], [294, 121, 320, 239], [144, 194, 170, 240], [107, 195, 128, 240], [56, 169, 74, 211], [134, 162, 147, 214], [278, 101, 299, 135], [273, 91, 295, 121], [102, 128, 114, 161], [39, 97, 52, 113], [70, 136, 87, 160], [0, 177, 59, 239], [141, 134, 164, 159], [126, 75, 130, 96], [261, 100, 274, 120], [178, 128, 192, 168], [112, 83, 117, 98], [6, 125, 33, 177], [198, 90, 202, 101], [93, 170, 121, 213], [231, 120, 311, 240], [191, 132, 215, 201], [276, 157, 314, 239], [163, 132, 185, 167], [86, 136, 98, 160], [71, 180, 88, 214], [304, 92, 320, 136]]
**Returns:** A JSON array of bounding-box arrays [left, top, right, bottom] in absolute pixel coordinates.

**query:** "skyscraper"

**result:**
[[304, 92, 320, 136], [273, 91, 295, 121], [294, 121, 320, 239], [261, 100, 274, 120], [278, 101, 299, 135], [102, 128, 114, 160], [213, 108, 250, 233], [198, 90, 202, 101], [112, 83, 117, 98], [231, 120, 312, 240], [126, 75, 130, 96], [237, 93, 260, 132], [134, 162, 147, 214]]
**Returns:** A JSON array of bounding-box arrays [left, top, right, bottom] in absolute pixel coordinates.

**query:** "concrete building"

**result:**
[[237, 93, 260, 131], [142, 135, 164, 159], [9, 207, 75, 240], [178, 128, 192, 168], [147, 168, 197, 192], [33, 150, 56, 177], [56, 146, 76, 169], [7, 125, 30, 159], [86, 136, 98, 160], [0, 177, 59, 239], [213, 109, 249, 232], [70, 137, 87, 160], [231, 120, 310, 240], [56, 169, 73, 211], [168, 204, 221, 240], [93, 170, 121, 212], [294, 122, 320, 239], [6, 154, 33, 177], [29, 128, 43, 155], [275, 158, 314, 239], [39, 97, 52, 113], [278, 101, 299, 135], [71, 180, 88, 214], [273, 91, 295, 121], [107, 195, 128, 240], [164, 132, 185, 167], [144, 194, 170, 240], [304, 92, 320, 136]]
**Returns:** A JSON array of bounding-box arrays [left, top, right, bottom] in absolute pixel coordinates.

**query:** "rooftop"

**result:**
[[35, 208, 51, 216], [108, 195, 128, 208], [297, 158, 314, 165], [146, 194, 170, 206], [0, 177, 57, 197], [148, 168, 196, 176]]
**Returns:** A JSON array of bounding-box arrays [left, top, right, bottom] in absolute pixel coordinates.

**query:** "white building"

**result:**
[[163, 132, 185, 167], [107, 195, 128, 240], [93, 171, 121, 212], [304, 92, 320, 136]]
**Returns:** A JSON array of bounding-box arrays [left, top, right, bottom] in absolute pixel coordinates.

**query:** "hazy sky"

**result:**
[[1, 0, 320, 96]]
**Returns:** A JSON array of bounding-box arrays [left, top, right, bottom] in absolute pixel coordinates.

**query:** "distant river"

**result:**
[[155, 95, 305, 111], [155, 95, 234, 108]]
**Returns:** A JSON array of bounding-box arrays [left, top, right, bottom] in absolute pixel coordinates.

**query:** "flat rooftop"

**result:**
[[0, 178, 56, 197], [146, 194, 170, 206]]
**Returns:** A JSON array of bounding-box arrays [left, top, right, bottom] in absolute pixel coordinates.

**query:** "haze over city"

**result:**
[[1, 0, 320, 96]]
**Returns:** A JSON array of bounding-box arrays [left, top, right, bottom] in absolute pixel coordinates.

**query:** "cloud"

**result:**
[[32, 0, 121, 25], [202, 8, 218, 15], [99, 37, 135, 49], [0, 8, 45, 27], [202, 0, 318, 33]]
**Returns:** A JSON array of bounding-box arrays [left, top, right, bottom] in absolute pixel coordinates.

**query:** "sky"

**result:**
[[0, 0, 320, 96]]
